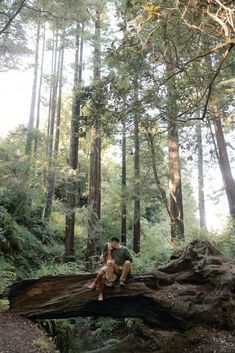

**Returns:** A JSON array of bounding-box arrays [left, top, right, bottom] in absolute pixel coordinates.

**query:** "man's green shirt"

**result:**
[[112, 246, 133, 266]]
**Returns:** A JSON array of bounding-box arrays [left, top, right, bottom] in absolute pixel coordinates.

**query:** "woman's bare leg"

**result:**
[[87, 266, 107, 290]]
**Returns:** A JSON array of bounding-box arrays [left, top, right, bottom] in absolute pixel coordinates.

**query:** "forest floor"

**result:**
[[86, 321, 235, 353], [0, 311, 235, 353], [0, 312, 56, 353]]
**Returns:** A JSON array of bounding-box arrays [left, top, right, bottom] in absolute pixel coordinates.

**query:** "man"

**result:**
[[105, 236, 133, 287]]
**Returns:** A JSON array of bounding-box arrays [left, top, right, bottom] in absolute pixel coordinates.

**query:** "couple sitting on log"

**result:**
[[87, 237, 133, 301]]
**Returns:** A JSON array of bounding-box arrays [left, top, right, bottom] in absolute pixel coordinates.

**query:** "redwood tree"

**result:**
[[86, 6, 102, 259], [65, 24, 83, 259], [166, 62, 184, 239], [196, 120, 207, 229], [25, 20, 40, 155], [121, 118, 127, 245], [210, 98, 235, 219]]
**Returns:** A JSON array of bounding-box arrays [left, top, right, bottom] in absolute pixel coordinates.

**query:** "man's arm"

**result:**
[[125, 247, 133, 263]]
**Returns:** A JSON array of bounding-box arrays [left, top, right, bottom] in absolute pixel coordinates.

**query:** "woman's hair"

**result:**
[[102, 243, 109, 261]]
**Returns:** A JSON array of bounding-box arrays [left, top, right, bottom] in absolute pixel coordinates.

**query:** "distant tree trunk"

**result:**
[[86, 9, 102, 259], [133, 111, 141, 253], [54, 40, 64, 157], [146, 130, 173, 222], [65, 24, 82, 260], [210, 99, 235, 219], [25, 20, 40, 155], [196, 121, 207, 229], [46, 30, 55, 158], [121, 119, 127, 245], [78, 23, 84, 83], [44, 29, 60, 220], [34, 24, 46, 158], [47, 29, 59, 164]]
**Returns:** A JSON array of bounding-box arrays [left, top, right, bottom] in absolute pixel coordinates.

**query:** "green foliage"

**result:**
[[0, 206, 20, 254], [0, 255, 16, 294], [214, 219, 235, 258], [31, 260, 86, 278], [95, 317, 125, 338], [32, 337, 53, 351], [0, 299, 9, 312], [131, 219, 172, 272], [0, 140, 46, 227], [173, 222, 235, 259]]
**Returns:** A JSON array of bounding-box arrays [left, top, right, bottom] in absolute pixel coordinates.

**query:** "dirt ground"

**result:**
[[0, 313, 56, 353], [0, 312, 235, 353]]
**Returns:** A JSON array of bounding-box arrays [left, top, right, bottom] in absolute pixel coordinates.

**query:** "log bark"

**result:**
[[5, 239, 235, 331]]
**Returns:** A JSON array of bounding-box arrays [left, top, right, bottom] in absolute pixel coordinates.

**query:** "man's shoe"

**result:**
[[119, 280, 125, 287]]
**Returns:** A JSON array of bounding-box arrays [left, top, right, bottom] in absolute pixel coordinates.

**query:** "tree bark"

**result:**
[[44, 29, 60, 220], [133, 111, 140, 253], [25, 20, 40, 155], [168, 123, 184, 239], [54, 40, 64, 157], [86, 8, 102, 259], [121, 119, 127, 245], [147, 131, 173, 221], [47, 28, 59, 165], [34, 23, 46, 158], [6, 239, 235, 333], [46, 30, 55, 158], [65, 24, 82, 260], [196, 121, 207, 229], [210, 99, 235, 219], [166, 62, 184, 240]]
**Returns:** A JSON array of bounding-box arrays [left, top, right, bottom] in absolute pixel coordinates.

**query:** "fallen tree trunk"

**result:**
[[4, 239, 235, 330]]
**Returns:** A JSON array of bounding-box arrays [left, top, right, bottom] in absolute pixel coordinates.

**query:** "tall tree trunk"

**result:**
[[168, 123, 184, 239], [25, 20, 40, 155], [65, 24, 82, 259], [121, 119, 127, 245], [210, 99, 235, 218], [46, 30, 55, 158], [47, 28, 59, 164], [44, 29, 59, 220], [34, 24, 46, 158], [54, 41, 64, 157], [86, 9, 102, 259], [196, 121, 207, 229], [146, 131, 173, 222], [133, 111, 141, 253], [166, 63, 184, 240]]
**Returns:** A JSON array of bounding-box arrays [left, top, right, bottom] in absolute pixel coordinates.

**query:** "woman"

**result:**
[[87, 243, 116, 301]]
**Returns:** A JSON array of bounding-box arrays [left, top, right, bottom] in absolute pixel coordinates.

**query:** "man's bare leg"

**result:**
[[120, 260, 131, 286], [106, 260, 116, 285]]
